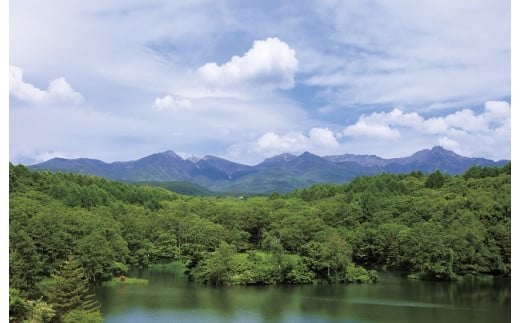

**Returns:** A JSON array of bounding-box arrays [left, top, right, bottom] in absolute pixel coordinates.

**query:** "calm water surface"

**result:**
[[96, 268, 510, 323]]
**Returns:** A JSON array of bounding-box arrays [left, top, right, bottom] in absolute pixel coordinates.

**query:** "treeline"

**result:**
[[9, 163, 510, 319]]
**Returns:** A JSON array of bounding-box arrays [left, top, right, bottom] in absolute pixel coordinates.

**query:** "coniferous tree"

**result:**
[[44, 255, 101, 321]]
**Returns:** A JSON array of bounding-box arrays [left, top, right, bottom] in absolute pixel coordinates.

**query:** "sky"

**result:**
[[8, 0, 512, 166]]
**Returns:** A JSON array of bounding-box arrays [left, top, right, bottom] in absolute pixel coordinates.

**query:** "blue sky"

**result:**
[[9, 0, 511, 165]]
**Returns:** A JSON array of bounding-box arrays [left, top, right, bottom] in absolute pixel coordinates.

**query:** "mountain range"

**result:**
[[28, 146, 509, 194]]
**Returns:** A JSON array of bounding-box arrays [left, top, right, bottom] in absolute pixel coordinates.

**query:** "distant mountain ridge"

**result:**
[[28, 146, 509, 194]]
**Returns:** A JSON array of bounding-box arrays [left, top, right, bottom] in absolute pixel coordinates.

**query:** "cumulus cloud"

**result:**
[[35, 151, 74, 163], [154, 95, 192, 111], [438, 136, 460, 152], [256, 132, 308, 154], [345, 102, 510, 137], [198, 37, 298, 90], [9, 2, 510, 165], [343, 101, 510, 159], [227, 127, 340, 161], [9, 65, 84, 105], [343, 121, 400, 139], [221, 100, 510, 164], [308, 128, 340, 147]]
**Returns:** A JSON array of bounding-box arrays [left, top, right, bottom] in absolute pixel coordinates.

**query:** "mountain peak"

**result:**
[[201, 155, 224, 161], [260, 153, 297, 164], [140, 150, 184, 161], [431, 146, 445, 152], [430, 146, 454, 154], [161, 150, 182, 158], [324, 153, 386, 166], [408, 146, 457, 161], [298, 151, 321, 160], [187, 156, 201, 163], [28, 146, 509, 193]]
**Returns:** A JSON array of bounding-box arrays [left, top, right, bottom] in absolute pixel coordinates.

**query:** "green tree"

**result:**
[[75, 225, 128, 283], [191, 242, 237, 285], [44, 256, 101, 321], [270, 212, 327, 253], [62, 309, 103, 323], [399, 222, 456, 280], [27, 299, 56, 323], [303, 233, 352, 281], [425, 170, 447, 188], [9, 288, 30, 322], [9, 232, 42, 295]]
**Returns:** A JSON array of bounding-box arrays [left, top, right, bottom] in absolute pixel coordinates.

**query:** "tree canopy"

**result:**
[[9, 162, 511, 320]]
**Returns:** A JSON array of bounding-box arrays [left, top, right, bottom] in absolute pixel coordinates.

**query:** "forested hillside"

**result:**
[[9, 163, 510, 320]]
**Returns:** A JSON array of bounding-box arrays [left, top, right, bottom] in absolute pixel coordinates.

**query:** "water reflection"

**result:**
[[96, 270, 510, 323]]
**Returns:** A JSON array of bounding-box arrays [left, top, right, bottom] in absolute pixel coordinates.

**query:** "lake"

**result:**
[[95, 267, 510, 323]]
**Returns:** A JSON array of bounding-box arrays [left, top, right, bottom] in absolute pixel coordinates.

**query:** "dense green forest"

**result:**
[[9, 163, 510, 321]]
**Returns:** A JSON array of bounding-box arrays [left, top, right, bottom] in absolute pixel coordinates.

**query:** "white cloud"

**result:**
[[198, 37, 298, 90], [303, 0, 510, 109], [438, 136, 459, 152], [154, 95, 192, 111], [227, 128, 340, 163], [342, 101, 510, 160], [483, 100, 511, 122], [9, 2, 510, 166], [257, 132, 308, 154], [35, 151, 74, 163], [344, 102, 511, 137], [309, 128, 340, 147], [343, 121, 400, 139], [9, 65, 84, 105]]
